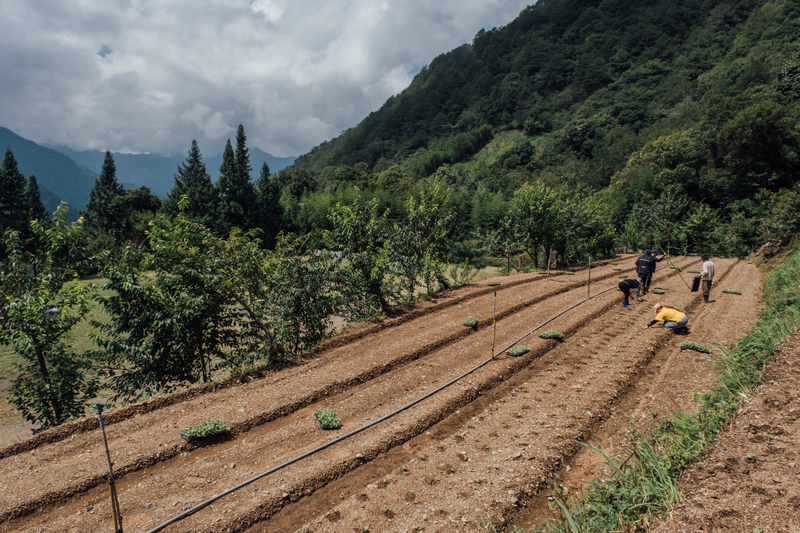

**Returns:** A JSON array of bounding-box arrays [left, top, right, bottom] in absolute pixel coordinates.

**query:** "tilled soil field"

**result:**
[[0, 255, 763, 533]]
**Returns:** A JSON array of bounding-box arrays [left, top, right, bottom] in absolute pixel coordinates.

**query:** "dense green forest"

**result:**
[[2, 0, 800, 428]]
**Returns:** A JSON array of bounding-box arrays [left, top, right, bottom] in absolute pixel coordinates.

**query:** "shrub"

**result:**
[[679, 341, 713, 354], [507, 345, 530, 357], [463, 316, 479, 327], [315, 408, 343, 430], [722, 289, 743, 295], [181, 419, 230, 442], [539, 330, 564, 341]]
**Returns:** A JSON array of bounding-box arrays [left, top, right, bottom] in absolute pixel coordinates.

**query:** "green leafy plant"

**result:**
[[463, 316, 479, 327], [687, 269, 700, 273], [670, 266, 682, 271], [314, 408, 342, 430], [722, 289, 743, 295], [618, 274, 628, 278], [487, 281, 501, 286], [539, 330, 564, 341], [652, 288, 666, 294], [180, 419, 230, 442], [679, 341, 713, 354], [564, 271, 575, 275], [612, 267, 621, 271], [507, 345, 530, 357]]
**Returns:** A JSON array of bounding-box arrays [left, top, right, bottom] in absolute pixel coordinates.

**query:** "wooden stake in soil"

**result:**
[[546, 247, 552, 280], [491, 291, 497, 360], [95, 404, 123, 533], [587, 255, 591, 297]]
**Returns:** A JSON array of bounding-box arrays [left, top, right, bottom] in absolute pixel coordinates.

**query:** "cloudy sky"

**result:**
[[1, 0, 531, 158]]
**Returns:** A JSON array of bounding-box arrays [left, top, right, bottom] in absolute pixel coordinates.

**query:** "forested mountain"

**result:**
[[0, 127, 96, 215], [49, 144, 296, 197], [287, 0, 800, 256]]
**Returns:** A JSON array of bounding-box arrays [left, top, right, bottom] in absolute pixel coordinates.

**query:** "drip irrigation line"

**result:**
[[145, 282, 620, 532]]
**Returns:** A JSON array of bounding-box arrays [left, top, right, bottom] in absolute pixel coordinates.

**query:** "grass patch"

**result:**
[[527, 243, 800, 533], [463, 316, 479, 328], [507, 345, 530, 357], [180, 419, 230, 442], [679, 341, 713, 354], [722, 289, 743, 295], [314, 408, 342, 430], [538, 330, 564, 341]]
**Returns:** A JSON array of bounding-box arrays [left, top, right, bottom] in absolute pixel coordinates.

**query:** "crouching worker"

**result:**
[[618, 278, 641, 307], [643, 303, 688, 334]]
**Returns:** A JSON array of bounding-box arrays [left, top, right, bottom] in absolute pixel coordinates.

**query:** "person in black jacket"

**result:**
[[618, 278, 641, 307], [635, 249, 666, 296]]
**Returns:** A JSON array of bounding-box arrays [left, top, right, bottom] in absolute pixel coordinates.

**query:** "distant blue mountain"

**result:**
[[51, 144, 297, 197], [0, 127, 97, 218]]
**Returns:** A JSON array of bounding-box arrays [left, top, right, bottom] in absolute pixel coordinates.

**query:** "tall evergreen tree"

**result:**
[[217, 125, 257, 235], [81, 150, 124, 232], [255, 162, 283, 248], [24, 174, 48, 224], [162, 140, 218, 230], [0, 148, 27, 238]]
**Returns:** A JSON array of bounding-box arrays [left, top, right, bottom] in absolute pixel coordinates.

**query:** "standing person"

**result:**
[[618, 278, 641, 307], [643, 303, 689, 334], [700, 254, 715, 303], [635, 249, 666, 296]]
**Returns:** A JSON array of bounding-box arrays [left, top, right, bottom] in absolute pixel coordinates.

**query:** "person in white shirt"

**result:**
[[700, 255, 715, 303]]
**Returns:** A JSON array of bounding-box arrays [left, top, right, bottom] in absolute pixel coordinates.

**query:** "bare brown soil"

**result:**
[[650, 332, 800, 533], [0, 255, 764, 533]]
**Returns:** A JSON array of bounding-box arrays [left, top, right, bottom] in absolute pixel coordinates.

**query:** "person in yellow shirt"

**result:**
[[642, 303, 689, 334]]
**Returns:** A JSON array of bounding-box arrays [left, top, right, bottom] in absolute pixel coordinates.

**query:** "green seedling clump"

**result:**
[[463, 316, 479, 328], [539, 330, 564, 341], [670, 266, 682, 271], [722, 289, 743, 295], [507, 345, 530, 357], [487, 281, 501, 286], [652, 288, 666, 294], [314, 408, 343, 430], [687, 269, 700, 273], [618, 274, 628, 278], [679, 341, 713, 354], [564, 271, 575, 275], [181, 419, 230, 442], [612, 267, 621, 271]]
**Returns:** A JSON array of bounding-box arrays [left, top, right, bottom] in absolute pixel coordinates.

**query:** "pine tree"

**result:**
[[162, 140, 219, 230], [0, 148, 27, 238], [81, 150, 124, 232], [255, 162, 283, 248], [24, 174, 48, 224], [217, 125, 257, 235]]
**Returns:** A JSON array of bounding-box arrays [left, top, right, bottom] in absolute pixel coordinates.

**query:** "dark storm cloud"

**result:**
[[0, 0, 531, 157]]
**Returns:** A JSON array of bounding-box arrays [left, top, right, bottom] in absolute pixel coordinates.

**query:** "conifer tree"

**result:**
[[0, 148, 27, 238], [24, 174, 48, 224], [162, 140, 218, 230], [81, 150, 124, 232], [255, 162, 283, 248], [217, 125, 257, 235]]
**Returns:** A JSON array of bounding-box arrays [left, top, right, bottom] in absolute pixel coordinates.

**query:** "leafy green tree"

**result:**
[[327, 188, 394, 315], [81, 150, 124, 232], [254, 162, 283, 248], [161, 140, 219, 231], [0, 148, 27, 240], [509, 182, 558, 267], [24, 173, 48, 225], [217, 126, 258, 235], [0, 205, 99, 428]]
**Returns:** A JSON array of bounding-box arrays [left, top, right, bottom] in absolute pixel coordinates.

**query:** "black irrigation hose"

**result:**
[[147, 259, 691, 532]]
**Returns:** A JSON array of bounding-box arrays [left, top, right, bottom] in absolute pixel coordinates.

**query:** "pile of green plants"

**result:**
[[488, 281, 501, 286], [180, 419, 230, 442], [463, 316, 479, 328], [652, 288, 666, 294], [612, 267, 621, 271], [618, 274, 628, 278], [529, 244, 800, 533], [507, 345, 530, 357], [564, 271, 575, 275], [539, 330, 564, 341], [679, 341, 713, 354], [687, 270, 700, 273], [722, 289, 743, 295], [314, 408, 342, 430]]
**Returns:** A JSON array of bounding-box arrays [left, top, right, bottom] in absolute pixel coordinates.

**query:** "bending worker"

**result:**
[[618, 278, 641, 307], [642, 303, 688, 334]]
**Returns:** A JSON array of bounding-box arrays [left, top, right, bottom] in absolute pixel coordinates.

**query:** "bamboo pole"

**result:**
[[491, 291, 497, 360], [659, 247, 691, 291]]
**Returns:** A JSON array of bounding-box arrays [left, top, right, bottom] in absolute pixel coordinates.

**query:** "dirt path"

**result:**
[[649, 331, 800, 533], [0, 255, 764, 533]]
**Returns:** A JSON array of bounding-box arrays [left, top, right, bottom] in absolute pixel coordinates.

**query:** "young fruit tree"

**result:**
[[0, 205, 99, 428]]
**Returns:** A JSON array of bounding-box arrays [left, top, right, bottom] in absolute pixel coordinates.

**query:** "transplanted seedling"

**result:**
[[507, 345, 530, 357], [180, 419, 230, 442], [539, 330, 564, 341], [463, 316, 479, 328], [488, 281, 501, 286], [652, 288, 666, 294], [679, 341, 713, 354], [723, 289, 743, 295], [618, 274, 628, 278], [314, 408, 342, 430]]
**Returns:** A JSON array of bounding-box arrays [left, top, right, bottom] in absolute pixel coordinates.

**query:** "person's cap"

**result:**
[[653, 303, 662, 311]]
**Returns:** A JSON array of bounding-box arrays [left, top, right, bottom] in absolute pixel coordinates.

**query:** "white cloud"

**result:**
[[0, 0, 532, 157]]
